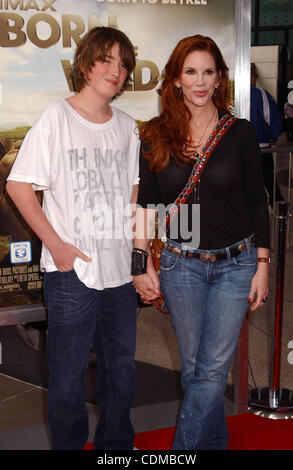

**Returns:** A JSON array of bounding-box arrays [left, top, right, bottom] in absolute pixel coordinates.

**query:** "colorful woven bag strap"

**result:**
[[165, 113, 237, 232]]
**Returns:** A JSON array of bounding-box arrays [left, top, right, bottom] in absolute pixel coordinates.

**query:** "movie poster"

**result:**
[[0, 0, 235, 309]]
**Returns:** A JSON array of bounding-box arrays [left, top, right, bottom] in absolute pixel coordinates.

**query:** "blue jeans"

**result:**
[[43, 270, 137, 450], [160, 237, 257, 450]]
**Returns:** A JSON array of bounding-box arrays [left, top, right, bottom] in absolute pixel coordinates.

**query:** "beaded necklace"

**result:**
[[191, 108, 218, 158]]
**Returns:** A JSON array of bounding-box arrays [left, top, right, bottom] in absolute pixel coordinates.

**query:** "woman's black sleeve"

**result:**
[[242, 121, 270, 248], [137, 141, 162, 208]]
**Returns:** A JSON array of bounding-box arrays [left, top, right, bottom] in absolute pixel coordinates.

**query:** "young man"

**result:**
[[6, 27, 139, 450]]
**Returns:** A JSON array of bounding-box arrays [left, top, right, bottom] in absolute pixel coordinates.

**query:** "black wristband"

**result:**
[[131, 248, 149, 276]]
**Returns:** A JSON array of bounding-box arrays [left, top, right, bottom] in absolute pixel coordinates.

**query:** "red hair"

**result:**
[[140, 35, 232, 172]]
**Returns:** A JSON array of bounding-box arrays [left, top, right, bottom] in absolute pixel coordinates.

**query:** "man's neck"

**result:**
[[66, 89, 113, 124]]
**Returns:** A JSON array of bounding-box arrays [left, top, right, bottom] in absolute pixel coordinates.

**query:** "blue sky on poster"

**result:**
[[0, 0, 235, 128]]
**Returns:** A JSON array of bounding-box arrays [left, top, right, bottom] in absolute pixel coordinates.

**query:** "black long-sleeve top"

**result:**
[[137, 117, 270, 250]]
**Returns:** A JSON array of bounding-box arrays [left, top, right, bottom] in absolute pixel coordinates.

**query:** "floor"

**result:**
[[0, 134, 292, 450]]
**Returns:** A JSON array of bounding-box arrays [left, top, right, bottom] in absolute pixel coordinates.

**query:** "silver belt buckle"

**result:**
[[237, 242, 246, 252], [199, 252, 217, 263], [173, 246, 182, 256]]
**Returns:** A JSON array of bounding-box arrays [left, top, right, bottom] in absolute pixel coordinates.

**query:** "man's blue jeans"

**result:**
[[43, 270, 137, 450], [160, 237, 257, 450]]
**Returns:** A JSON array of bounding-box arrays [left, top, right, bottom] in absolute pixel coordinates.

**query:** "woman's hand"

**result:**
[[248, 263, 269, 312], [133, 256, 160, 303], [133, 273, 159, 303], [132, 207, 159, 302]]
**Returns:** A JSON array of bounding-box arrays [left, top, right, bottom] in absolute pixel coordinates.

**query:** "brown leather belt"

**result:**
[[162, 237, 254, 263]]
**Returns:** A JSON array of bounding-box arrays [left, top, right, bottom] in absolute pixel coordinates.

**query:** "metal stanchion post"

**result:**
[[249, 201, 293, 419]]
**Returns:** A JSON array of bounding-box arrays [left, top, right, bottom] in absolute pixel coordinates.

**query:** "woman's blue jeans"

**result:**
[[43, 270, 137, 450], [160, 237, 257, 450]]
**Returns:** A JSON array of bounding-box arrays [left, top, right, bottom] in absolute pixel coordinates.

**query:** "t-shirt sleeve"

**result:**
[[7, 117, 54, 191], [137, 142, 161, 208]]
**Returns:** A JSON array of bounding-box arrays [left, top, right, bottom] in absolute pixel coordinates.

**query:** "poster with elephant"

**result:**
[[0, 0, 237, 309]]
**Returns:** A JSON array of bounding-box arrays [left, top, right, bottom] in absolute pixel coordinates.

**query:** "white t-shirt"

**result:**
[[7, 99, 140, 290]]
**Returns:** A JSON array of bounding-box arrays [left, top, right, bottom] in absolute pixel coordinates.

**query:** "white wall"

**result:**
[[251, 45, 280, 101]]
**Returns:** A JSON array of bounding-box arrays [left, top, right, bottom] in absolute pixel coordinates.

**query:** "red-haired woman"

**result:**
[[132, 35, 270, 450]]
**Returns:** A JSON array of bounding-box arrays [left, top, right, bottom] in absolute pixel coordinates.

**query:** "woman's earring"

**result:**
[[213, 84, 220, 97]]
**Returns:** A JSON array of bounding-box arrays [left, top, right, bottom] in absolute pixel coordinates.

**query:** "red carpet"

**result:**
[[226, 413, 293, 450], [134, 414, 293, 450], [84, 413, 293, 450]]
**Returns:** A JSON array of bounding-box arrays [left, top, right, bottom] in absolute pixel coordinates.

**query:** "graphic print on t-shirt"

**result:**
[[68, 145, 133, 256]]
